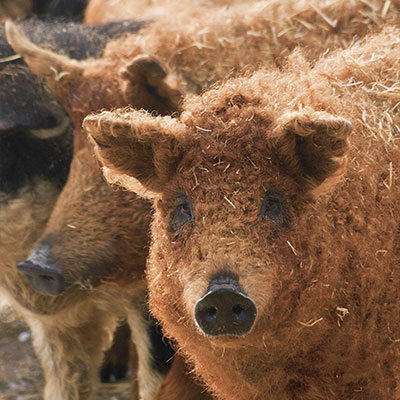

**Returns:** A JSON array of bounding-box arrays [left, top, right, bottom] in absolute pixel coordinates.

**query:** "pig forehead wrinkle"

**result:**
[[177, 125, 276, 174], [176, 153, 280, 193]]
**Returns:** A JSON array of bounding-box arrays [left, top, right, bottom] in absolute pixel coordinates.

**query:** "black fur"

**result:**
[[0, 19, 145, 61], [0, 125, 73, 193], [0, 19, 145, 195], [100, 362, 128, 383], [32, 0, 88, 19], [148, 317, 174, 374], [0, 65, 62, 131]]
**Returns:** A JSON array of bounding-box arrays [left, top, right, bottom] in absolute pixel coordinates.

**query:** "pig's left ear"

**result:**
[[5, 20, 83, 92], [120, 55, 183, 115], [83, 108, 186, 198], [276, 110, 351, 197]]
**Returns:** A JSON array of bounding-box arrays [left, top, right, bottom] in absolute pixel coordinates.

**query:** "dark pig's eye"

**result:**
[[169, 195, 194, 233], [260, 189, 290, 227]]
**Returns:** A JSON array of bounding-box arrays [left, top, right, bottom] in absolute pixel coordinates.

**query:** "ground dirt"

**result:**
[[0, 311, 131, 400]]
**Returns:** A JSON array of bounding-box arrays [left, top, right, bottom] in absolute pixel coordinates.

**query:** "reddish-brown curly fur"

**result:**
[[92, 0, 400, 95], [87, 27, 400, 399], [85, 0, 247, 24], [10, 1, 400, 398], [3, 21, 156, 400]]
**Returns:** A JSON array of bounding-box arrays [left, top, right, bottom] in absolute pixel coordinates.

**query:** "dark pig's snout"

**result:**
[[194, 275, 257, 337]]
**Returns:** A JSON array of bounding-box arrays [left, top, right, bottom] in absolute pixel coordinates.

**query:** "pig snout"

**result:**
[[194, 276, 257, 336], [17, 244, 66, 296], [17, 260, 65, 296]]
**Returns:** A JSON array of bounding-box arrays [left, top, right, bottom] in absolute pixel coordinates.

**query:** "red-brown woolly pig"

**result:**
[[5, 19, 207, 400], [86, 27, 400, 399], [0, 18, 150, 400], [11, 1, 400, 399]]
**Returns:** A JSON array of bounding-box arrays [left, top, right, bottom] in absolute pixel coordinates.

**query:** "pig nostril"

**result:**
[[232, 304, 246, 321], [205, 307, 217, 321], [40, 275, 55, 283], [194, 280, 257, 336], [17, 260, 66, 296]]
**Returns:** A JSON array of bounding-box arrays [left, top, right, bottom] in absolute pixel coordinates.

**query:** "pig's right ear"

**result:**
[[5, 20, 83, 92], [83, 108, 185, 197], [120, 55, 183, 115], [275, 109, 351, 197]]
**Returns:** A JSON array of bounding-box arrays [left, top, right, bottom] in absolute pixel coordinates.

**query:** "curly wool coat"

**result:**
[[87, 27, 400, 399], [91, 0, 400, 94], [10, 2, 400, 399]]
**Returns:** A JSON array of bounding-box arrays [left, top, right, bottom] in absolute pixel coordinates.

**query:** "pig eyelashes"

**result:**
[[168, 196, 194, 233], [168, 190, 289, 234], [260, 189, 290, 227]]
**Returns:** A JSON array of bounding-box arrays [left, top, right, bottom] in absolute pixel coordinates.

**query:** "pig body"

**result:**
[[0, 19, 147, 400], [4, 17, 198, 400], [14, 1, 400, 399], [87, 27, 400, 399], [97, 0, 400, 95]]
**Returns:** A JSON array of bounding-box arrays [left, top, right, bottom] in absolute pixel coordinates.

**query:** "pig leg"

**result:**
[[100, 322, 131, 383], [127, 305, 168, 400], [23, 304, 117, 400], [130, 339, 139, 400]]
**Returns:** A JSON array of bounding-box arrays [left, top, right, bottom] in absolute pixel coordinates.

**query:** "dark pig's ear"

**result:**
[[120, 54, 182, 115], [5, 20, 83, 90], [83, 108, 186, 198], [275, 110, 351, 197]]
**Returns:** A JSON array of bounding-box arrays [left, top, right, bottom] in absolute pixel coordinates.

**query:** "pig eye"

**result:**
[[260, 190, 290, 227], [168, 196, 194, 233]]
